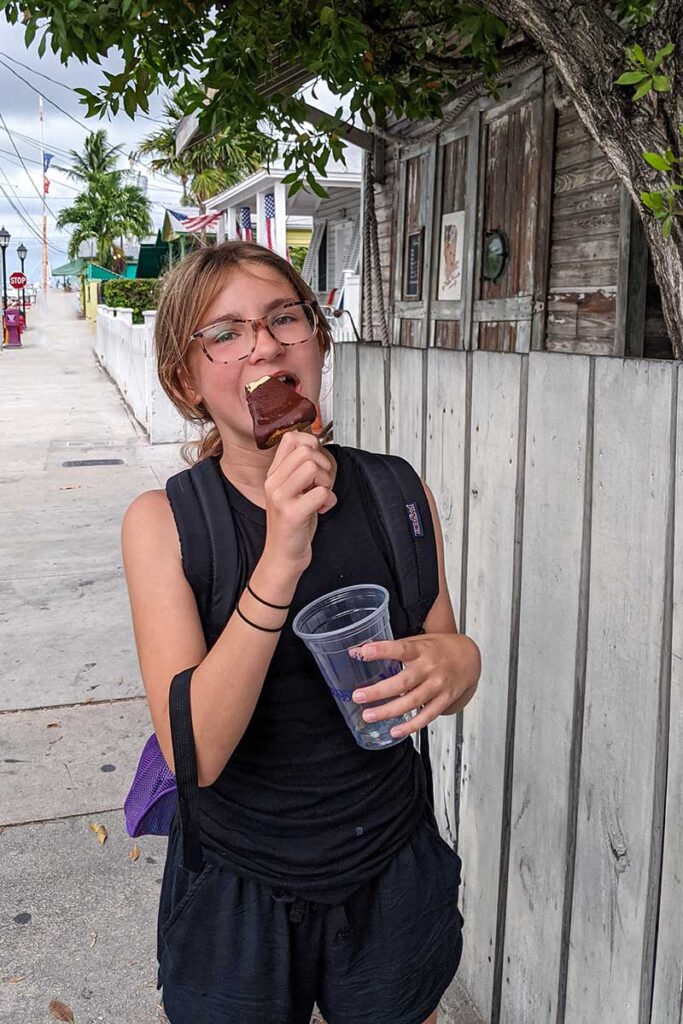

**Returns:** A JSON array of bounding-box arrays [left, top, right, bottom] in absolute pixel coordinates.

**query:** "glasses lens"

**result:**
[[269, 303, 316, 345], [198, 320, 252, 363]]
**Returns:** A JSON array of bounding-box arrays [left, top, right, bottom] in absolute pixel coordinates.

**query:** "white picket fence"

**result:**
[[95, 305, 192, 444], [334, 341, 683, 1024]]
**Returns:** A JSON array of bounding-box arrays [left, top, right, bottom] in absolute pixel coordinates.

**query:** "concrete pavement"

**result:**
[[0, 292, 183, 1023], [0, 292, 484, 1024]]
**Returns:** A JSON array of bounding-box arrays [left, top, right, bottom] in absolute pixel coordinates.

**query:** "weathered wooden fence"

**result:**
[[334, 342, 682, 1024]]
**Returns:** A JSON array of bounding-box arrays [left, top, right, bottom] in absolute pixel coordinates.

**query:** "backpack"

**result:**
[[124, 446, 440, 844]]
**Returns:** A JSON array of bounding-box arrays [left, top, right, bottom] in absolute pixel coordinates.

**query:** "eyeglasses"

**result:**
[[190, 300, 318, 364]]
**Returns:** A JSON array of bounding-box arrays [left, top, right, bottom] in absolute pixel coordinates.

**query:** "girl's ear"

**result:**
[[176, 366, 203, 408]]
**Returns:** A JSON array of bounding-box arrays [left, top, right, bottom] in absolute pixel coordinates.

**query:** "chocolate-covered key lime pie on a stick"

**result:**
[[246, 375, 318, 450]]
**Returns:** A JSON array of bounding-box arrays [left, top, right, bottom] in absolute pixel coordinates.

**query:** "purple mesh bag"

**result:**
[[124, 733, 177, 838]]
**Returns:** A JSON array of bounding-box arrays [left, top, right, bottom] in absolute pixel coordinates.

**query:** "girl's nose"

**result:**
[[248, 319, 283, 361]]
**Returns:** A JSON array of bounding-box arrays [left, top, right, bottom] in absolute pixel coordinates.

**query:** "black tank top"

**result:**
[[197, 443, 428, 903]]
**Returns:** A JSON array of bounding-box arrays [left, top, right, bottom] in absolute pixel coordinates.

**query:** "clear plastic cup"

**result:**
[[292, 584, 417, 750]]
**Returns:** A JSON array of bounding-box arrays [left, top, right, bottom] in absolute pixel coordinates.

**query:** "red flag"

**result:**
[[43, 177, 50, 195]]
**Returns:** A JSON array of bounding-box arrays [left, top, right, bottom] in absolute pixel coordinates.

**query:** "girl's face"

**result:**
[[185, 263, 325, 451]]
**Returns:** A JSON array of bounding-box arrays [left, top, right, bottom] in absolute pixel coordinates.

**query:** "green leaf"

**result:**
[[653, 42, 675, 68], [633, 79, 652, 100], [662, 213, 673, 238], [641, 191, 664, 210], [123, 88, 136, 118], [320, 5, 333, 25], [24, 19, 37, 47], [616, 71, 648, 84], [37, 29, 48, 58], [306, 173, 328, 198], [630, 43, 647, 65], [644, 151, 671, 171], [653, 76, 671, 92]]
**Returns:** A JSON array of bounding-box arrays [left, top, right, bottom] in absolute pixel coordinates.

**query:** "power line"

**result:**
[[0, 55, 184, 189], [0, 167, 67, 255], [0, 107, 60, 219], [0, 49, 167, 125], [0, 148, 81, 192]]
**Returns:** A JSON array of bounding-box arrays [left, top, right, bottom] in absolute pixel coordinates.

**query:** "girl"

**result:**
[[122, 240, 481, 1024]]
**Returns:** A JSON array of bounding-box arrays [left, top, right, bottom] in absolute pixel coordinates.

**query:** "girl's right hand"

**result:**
[[262, 430, 337, 573]]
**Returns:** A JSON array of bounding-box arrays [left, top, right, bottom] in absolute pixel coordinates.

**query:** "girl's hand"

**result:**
[[262, 430, 337, 574], [347, 633, 480, 739]]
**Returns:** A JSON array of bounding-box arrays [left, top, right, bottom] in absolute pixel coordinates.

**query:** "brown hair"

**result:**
[[154, 240, 333, 464]]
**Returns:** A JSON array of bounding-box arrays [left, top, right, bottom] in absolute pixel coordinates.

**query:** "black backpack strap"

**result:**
[[342, 447, 440, 808], [343, 448, 439, 635], [168, 666, 203, 873], [166, 456, 245, 648], [164, 458, 244, 869]]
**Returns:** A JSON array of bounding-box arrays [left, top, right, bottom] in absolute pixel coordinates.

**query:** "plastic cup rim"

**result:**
[[292, 583, 390, 642]]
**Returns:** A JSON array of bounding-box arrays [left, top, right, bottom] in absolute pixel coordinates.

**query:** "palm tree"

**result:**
[[57, 172, 152, 269], [56, 129, 122, 183], [133, 96, 274, 211]]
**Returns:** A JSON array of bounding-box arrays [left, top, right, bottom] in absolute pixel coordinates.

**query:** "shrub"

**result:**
[[102, 278, 161, 324]]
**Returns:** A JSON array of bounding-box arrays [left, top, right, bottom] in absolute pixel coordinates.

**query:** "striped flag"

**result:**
[[264, 193, 275, 250], [240, 207, 253, 242]]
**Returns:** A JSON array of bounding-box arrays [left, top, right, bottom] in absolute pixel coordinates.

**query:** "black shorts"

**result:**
[[157, 809, 464, 1024]]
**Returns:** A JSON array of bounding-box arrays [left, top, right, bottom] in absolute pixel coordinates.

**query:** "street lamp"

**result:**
[[17, 243, 27, 319], [0, 225, 9, 311]]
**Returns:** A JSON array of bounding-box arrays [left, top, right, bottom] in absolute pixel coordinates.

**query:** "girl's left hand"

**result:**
[[347, 633, 480, 739]]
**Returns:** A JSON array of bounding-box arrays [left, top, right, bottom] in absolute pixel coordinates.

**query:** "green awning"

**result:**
[[51, 258, 85, 277], [136, 243, 167, 279]]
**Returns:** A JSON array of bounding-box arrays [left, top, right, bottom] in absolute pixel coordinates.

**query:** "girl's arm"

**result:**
[[122, 432, 335, 787]]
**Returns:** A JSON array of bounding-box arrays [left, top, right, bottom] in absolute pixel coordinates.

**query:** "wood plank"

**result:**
[[500, 353, 591, 1024], [551, 237, 620, 264], [358, 344, 387, 453], [565, 358, 675, 1023], [425, 348, 469, 848], [434, 321, 462, 350], [458, 351, 524, 1020], [388, 346, 424, 471], [332, 341, 358, 447], [552, 182, 621, 218], [553, 159, 618, 195], [554, 140, 610, 172], [651, 362, 683, 1024], [549, 260, 618, 289], [399, 319, 424, 348], [547, 289, 617, 341], [551, 208, 621, 241], [478, 322, 517, 351], [545, 337, 615, 356]]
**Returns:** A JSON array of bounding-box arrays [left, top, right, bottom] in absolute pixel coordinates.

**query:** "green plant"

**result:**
[[288, 244, 308, 274], [616, 42, 682, 239], [102, 278, 161, 324]]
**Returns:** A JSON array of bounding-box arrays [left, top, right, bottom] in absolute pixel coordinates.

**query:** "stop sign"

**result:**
[[9, 272, 26, 289]]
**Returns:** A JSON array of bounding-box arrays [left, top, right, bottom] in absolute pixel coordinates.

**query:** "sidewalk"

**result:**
[[0, 293, 183, 1023], [0, 293, 483, 1024]]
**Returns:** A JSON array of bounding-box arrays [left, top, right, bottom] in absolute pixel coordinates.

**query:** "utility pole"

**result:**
[[39, 96, 48, 296]]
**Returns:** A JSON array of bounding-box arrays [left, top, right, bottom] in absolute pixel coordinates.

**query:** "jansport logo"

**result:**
[[406, 502, 424, 538]]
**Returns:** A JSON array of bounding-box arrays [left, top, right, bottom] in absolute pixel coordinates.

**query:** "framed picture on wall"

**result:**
[[403, 227, 424, 299], [437, 210, 465, 301]]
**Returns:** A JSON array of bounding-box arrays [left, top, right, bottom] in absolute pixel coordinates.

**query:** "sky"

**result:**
[[0, 19, 360, 289], [0, 19, 187, 284]]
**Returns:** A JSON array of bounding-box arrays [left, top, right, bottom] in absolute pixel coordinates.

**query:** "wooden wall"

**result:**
[[368, 66, 670, 359], [335, 342, 682, 1024]]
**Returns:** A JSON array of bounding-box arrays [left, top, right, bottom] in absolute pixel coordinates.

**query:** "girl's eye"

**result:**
[[272, 314, 295, 327], [213, 330, 238, 343]]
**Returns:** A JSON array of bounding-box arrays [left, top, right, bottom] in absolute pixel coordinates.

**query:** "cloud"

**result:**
[[0, 19, 183, 279]]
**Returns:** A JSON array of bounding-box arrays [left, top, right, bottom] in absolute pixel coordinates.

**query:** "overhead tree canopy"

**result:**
[[5, 0, 682, 352]]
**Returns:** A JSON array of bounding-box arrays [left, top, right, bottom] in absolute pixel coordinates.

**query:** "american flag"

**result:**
[[181, 211, 222, 233], [240, 206, 254, 242], [264, 193, 275, 250]]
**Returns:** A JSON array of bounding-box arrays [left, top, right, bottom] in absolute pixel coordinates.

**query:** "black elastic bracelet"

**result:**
[[235, 602, 285, 633], [246, 581, 290, 610]]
